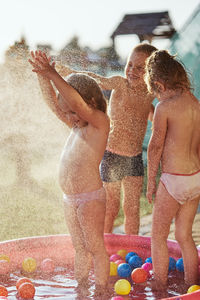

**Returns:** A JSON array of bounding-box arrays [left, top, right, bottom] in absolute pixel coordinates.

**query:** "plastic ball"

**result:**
[[0, 255, 10, 263], [110, 254, 122, 262], [131, 267, 148, 283], [142, 262, 152, 272], [168, 257, 176, 272], [111, 297, 124, 300], [117, 249, 128, 260], [18, 282, 35, 299], [16, 277, 32, 290], [115, 259, 125, 266], [117, 263, 132, 278], [145, 257, 152, 263], [0, 297, 8, 299], [114, 279, 131, 295], [176, 258, 184, 272], [125, 251, 138, 263], [128, 255, 143, 269], [0, 286, 8, 297], [110, 262, 118, 276], [40, 258, 55, 273], [22, 257, 37, 273], [187, 285, 200, 293], [0, 260, 9, 275]]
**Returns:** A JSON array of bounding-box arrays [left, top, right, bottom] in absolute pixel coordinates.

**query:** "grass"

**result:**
[[0, 152, 157, 241], [0, 181, 67, 241]]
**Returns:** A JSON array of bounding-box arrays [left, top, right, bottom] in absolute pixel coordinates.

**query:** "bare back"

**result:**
[[107, 79, 154, 156], [161, 92, 200, 173]]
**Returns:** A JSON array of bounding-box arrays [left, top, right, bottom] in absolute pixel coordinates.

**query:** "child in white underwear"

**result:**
[[29, 51, 110, 292], [144, 50, 200, 290], [160, 170, 200, 204]]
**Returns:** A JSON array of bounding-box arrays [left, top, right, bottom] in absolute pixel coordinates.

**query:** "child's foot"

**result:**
[[94, 284, 112, 298], [148, 278, 168, 292], [77, 277, 91, 289]]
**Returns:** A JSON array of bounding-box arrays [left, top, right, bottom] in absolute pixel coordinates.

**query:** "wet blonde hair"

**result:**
[[133, 43, 157, 56], [66, 73, 107, 113], [144, 50, 191, 94]]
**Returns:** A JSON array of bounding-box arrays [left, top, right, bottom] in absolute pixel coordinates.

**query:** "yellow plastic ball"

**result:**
[[114, 279, 131, 295], [22, 257, 37, 273], [110, 262, 118, 276], [187, 285, 200, 293], [117, 249, 128, 260], [0, 255, 10, 263]]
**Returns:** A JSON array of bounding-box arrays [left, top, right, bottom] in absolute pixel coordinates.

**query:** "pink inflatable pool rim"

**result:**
[[0, 234, 199, 300]]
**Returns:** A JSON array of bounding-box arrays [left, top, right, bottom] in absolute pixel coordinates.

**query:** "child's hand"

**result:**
[[28, 51, 56, 79], [146, 181, 156, 204]]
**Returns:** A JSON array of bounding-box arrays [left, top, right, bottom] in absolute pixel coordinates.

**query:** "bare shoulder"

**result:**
[[108, 75, 127, 88], [154, 100, 170, 117]]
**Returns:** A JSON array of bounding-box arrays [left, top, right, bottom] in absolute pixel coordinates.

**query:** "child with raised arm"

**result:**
[[145, 50, 200, 290], [57, 43, 157, 235], [29, 51, 110, 292]]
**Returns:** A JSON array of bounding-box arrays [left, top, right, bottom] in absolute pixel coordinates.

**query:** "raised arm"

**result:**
[[37, 75, 73, 127], [29, 51, 108, 129], [146, 102, 168, 203], [29, 52, 74, 127], [56, 63, 126, 91]]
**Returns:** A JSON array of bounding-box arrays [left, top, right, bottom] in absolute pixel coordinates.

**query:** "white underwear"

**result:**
[[160, 170, 200, 204], [63, 187, 106, 207]]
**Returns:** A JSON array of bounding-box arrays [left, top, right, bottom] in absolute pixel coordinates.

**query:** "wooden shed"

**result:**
[[111, 11, 176, 44]]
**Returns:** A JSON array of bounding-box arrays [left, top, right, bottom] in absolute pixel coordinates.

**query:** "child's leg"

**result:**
[[78, 199, 109, 289], [104, 181, 121, 233], [122, 176, 143, 234], [174, 196, 200, 285], [64, 203, 92, 284], [151, 181, 180, 287]]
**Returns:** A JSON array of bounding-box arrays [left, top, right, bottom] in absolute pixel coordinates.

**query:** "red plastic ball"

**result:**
[[0, 286, 8, 297], [131, 267, 148, 283], [18, 282, 35, 299], [16, 277, 32, 290]]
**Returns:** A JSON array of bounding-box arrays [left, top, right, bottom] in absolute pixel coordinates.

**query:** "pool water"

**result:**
[[2, 266, 187, 300]]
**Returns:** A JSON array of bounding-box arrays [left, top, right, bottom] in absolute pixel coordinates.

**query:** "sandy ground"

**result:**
[[114, 209, 200, 247]]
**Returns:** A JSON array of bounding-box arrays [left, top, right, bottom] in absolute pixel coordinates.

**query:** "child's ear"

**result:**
[[154, 81, 165, 92]]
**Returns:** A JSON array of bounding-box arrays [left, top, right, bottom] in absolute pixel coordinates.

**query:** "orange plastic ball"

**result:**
[[18, 282, 35, 299], [16, 277, 32, 290], [131, 267, 148, 283], [0, 286, 8, 297]]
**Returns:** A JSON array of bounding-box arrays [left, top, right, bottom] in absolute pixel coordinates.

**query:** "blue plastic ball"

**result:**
[[145, 257, 152, 263], [117, 263, 132, 278], [125, 251, 138, 263], [168, 257, 176, 271], [176, 258, 184, 272], [128, 255, 143, 269]]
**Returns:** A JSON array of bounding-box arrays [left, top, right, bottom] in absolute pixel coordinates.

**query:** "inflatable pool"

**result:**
[[0, 234, 199, 299]]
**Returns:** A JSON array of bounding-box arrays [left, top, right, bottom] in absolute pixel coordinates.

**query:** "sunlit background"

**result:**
[[1, 0, 200, 62], [0, 0, 200, 242]]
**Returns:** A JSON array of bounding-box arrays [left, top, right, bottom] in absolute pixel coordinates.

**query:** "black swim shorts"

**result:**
[[100, 150, 144, 182]]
